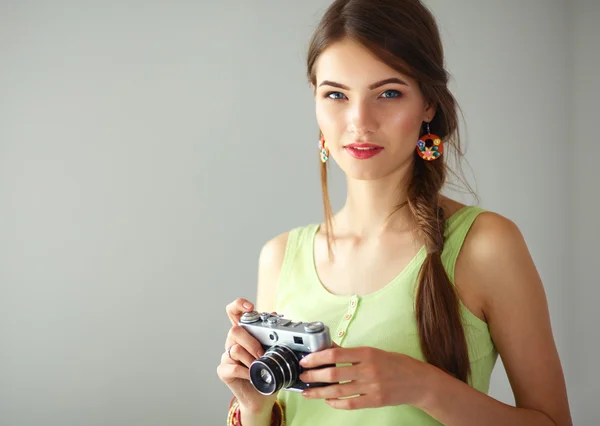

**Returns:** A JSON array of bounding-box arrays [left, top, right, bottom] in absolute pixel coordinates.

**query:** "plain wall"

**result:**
[[567, 0, 600, 424], [0, 0, 592, 425]]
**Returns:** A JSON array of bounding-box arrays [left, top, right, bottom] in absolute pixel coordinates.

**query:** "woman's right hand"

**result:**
[[217, 298, 279, 414]]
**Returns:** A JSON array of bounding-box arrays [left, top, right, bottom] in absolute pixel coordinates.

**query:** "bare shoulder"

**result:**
[[456, 210, 534, 315], [460, 210, 523, 264], [255, 231, 290, 313], [457, 210, 572, 424]]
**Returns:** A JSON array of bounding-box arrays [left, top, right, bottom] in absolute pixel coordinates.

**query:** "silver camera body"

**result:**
[[239, 311, 333, 395]]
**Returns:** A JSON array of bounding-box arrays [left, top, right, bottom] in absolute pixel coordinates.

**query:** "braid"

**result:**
[[408, 153, 471, 383]]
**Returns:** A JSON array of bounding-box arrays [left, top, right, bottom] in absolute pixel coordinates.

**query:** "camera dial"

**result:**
[[240, 311, 261, 324], [304, 321, 325, 333]]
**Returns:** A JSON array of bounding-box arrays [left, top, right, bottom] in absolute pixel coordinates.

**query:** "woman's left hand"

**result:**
[[298, 343, 435, 410]]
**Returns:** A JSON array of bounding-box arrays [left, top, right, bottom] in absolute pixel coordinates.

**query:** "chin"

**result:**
[[339, 163, 392, 181], [332, 148, 413, 181]]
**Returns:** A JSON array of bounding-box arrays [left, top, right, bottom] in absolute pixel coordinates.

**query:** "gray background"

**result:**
[[0, 0, 598, 425]]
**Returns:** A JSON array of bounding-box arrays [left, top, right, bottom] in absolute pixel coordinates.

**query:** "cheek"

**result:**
[[387, 110, 422, 134], [381, 112, 423, 150], [316, 102, 344, 133]]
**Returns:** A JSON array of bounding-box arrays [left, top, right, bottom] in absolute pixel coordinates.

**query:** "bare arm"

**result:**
[[239, 231, 289, 426], [418, 213, 572, 425], [255, 231, 289, 313]]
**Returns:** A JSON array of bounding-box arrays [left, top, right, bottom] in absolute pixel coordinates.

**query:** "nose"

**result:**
[[347, 100, 377, 137]]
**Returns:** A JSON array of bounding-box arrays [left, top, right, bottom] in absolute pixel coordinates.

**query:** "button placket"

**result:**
[[334, 296, 359, 343]]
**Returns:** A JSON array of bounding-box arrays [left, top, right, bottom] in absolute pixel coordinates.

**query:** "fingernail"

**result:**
[[300, 357, 308, 366], [302, 391, 311, 398], [243, 302, 252, 309]]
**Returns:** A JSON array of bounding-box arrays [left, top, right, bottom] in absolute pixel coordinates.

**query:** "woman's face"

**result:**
[[313, 38, 435, 181]]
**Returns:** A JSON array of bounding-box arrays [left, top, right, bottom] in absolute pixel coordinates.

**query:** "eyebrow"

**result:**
[[318, 77, 408, 90]]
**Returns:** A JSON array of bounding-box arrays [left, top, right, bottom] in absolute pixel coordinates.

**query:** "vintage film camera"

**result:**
[[239, 311, 334, 395]]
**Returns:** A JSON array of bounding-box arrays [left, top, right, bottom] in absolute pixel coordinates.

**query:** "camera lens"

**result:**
[[249, 345, 299, 395], [259, 368, 273, 384], [249, 362, 279, 395]]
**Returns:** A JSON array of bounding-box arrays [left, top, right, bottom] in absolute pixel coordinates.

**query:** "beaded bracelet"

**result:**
[[226, 396, 285, 426]]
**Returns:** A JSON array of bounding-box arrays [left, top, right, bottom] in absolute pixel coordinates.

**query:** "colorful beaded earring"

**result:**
[[319, 135, 329, 163], [416, 122, 443, 161]]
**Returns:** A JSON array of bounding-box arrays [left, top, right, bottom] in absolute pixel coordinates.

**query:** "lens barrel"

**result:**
[[249, 345, 299, 395]]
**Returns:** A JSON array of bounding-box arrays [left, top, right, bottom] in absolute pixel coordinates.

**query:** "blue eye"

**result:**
[[325, 91, 347, 100], [381, 90, 401, 99], [324, 90, 401, 100]]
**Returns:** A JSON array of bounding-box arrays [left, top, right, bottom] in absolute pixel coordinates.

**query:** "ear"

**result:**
[[424, 100, 437, 122], [423, 100, 437, 122]]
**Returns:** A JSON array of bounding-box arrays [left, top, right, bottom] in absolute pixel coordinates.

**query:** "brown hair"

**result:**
[[307, 0, 475, 383]]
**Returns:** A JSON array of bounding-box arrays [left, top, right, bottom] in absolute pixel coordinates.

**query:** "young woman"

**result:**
[[217, 0, 572, 425]]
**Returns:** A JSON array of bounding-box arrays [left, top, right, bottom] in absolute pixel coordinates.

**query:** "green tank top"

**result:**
[[274, 205, 498, 425]]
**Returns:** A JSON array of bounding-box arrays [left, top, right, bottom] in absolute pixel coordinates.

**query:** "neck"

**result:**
[[333, 163, 416, 238]]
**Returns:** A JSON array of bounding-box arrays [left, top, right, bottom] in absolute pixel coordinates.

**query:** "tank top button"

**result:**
[[350, 300, 356, 307], [338, 330, 345, 337], [344, 313, 352, 320]]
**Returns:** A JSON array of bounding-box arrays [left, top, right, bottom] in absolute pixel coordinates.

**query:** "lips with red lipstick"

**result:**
[[343, 142, 383, 159]]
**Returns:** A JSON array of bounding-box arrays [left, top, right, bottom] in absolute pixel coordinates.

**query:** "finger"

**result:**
[[217, 362, 250, 384], [220, 347, 251, 368], [228, 343, 256, 368], [325, 394, 372, 410], [299, 364, 357, 384], [226, 298, 255, 326], [302, 381, 364, 401], [300, 347, 363, 369], [226, 325, 265, 360]]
